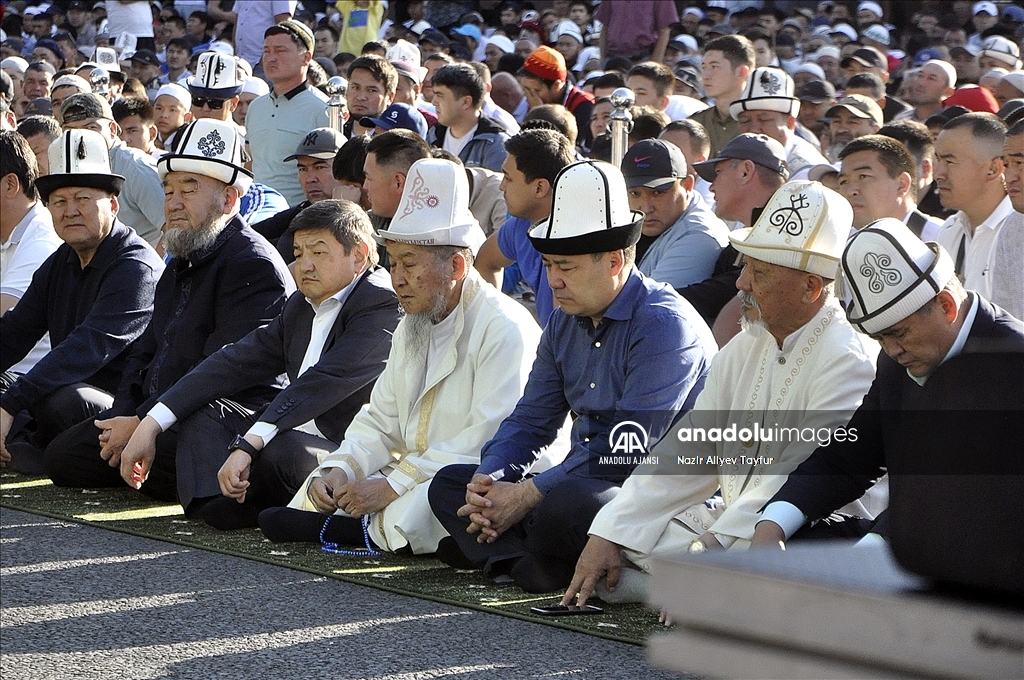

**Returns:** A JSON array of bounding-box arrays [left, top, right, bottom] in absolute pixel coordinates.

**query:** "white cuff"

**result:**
[[385, 475, 406, 495], [757, 502, 808, 540], [147, 402, 178, 432], [246, 421, 278, 446]]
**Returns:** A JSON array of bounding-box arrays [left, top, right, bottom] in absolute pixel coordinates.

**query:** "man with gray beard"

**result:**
[[44, 119, 295, 502], [258, 159, 542, 557]]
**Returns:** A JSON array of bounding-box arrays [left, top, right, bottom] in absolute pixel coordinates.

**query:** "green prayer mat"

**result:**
[[0, 471, 663, 644]]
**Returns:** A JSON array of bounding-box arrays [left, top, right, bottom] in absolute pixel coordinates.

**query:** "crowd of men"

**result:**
[[1, 0, 1022, 607]]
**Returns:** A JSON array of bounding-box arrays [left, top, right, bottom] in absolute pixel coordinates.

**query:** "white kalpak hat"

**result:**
[[94, 46, 120, 72], [378, 159, 486, 253], [840, 218, 955, 334], [729, 180, 852, 279], [730, 67, 801, 120], [528, 160, 643, 256], [36, 129, 125, 203], [980, 35, 1023, 70], [157, 118, 253, 194], [187, 52, 243, 98]]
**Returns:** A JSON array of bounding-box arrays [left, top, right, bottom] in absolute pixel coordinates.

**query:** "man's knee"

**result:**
[[427, 464, 476, 520]]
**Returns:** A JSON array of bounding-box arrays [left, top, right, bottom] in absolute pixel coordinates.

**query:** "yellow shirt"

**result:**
[[335, 0, 385, 54]]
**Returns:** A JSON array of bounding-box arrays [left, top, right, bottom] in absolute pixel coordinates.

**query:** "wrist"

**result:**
[[229, 434, 260, 457]]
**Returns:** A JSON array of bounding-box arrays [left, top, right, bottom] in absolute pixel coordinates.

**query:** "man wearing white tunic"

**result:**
[[562, 181, 881, 607], [259, 159, 542, 555]]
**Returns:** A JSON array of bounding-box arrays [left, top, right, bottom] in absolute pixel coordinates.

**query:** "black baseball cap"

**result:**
[[797, 80, 836, 104], [620, 139, 687, 190], [840, 47, 886, 70], [693, 133, 789, 182], [129, 49, 161, 67]]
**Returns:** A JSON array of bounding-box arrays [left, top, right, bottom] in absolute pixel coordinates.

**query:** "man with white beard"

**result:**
[[562, 181, 882, 608], [258, 159, 543, 556]]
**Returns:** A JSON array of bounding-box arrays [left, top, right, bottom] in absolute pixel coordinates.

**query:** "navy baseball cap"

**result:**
[[620, 139, 687, 190], [361, 103, 428, 138], [693, 133, 789, 182]]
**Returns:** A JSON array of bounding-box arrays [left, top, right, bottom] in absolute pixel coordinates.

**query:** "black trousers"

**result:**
[[43, 409, 179, 502], [176, 400, 332, 513], [428, 464, 621, 591], [1, 371, 114, 475]]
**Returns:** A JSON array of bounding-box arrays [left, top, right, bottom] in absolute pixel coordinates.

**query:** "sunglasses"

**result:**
[[192, 97, 226, 109]]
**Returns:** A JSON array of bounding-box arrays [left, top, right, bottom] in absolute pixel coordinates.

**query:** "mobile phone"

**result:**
[[530, 604, 603, 616]]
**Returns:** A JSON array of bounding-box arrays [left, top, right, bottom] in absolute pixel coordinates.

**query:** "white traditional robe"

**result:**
[[589, 297, 881, 568], [288, 271, 542, 554]]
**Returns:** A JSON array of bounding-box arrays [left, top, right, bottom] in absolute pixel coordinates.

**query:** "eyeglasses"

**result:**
[[192, 97, 226, 109]]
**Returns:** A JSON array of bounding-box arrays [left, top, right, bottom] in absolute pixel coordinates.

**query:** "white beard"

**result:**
[[738, 291, 769, 336]]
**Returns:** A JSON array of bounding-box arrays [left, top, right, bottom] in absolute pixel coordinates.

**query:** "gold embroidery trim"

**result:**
[[415, 385, 437, 454]]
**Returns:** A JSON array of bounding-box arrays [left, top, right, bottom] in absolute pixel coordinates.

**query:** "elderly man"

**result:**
[[245, 20, 330, 206], [1, 129, 162, 474], [824, 93, 883, 162], [257, 159, 542, 556], [43, 119, 294, 501], [120, 200, 399, 528], [563, 181, 880, 607], [752, 220, 1024, 593], [991, 119, 1024, 320], [933, 113, 1013, 302], [429, 160, 717, 593], [837, 134, 944, 239], [620, 139, 728, 289], [58, 93, 166, 250], [731, 67, 828, 179]]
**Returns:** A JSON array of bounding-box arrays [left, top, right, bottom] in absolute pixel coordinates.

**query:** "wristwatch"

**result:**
[[228, 434, 260, 457], [687, 539, 707, 555]]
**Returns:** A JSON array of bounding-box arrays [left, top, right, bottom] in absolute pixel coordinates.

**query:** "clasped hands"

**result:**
[[308, 467, 399, 517], [457, 473, 543, 544]]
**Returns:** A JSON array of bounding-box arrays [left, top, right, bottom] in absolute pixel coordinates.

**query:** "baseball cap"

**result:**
[[924, 105, 971, 129], [1004, 5, 1024, 22], [59, 92, 115, 125], [797, 80, 837, 104], [522, 46, 567, 82], [973, 1, 998, 16], [129, 49, 161, 67], [841, 47, 887, 70], [708, 23, 735, 36], [826, 94, 884, 127], [913, 48, 943, 67], [419, 29, 450, 48], [943, 85, 999, 114], [284, 127, 346, 162], [673, 65, 701, 93], [265, 20, 315, 53], [620, 139, 687, 190], [360, 102, 428, 138], [693, 133, 789, 182], [451, 23, 482, 43]]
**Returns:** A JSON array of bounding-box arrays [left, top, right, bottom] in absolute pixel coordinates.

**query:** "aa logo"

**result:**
[[609, 421, 649, 455]]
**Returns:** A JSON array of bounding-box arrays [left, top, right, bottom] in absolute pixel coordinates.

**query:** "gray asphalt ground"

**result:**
[[0, 508, 691, 680]]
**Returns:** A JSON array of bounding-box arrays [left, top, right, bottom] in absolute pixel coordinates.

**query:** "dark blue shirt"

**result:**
[[1, 221, 164, 414], [476, 268, 718, 494]]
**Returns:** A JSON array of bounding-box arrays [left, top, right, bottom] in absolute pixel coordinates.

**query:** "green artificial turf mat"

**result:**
[[0, 470, 663, 644]]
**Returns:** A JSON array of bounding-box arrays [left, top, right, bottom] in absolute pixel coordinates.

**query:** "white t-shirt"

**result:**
[[443, 123, 477, 159], [104, 0, 154, 38]]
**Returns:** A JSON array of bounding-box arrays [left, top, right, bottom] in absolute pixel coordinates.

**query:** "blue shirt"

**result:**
[[476, 269, 718, 494], [638, 192, 730, 289], [496, 216, 553, 325]]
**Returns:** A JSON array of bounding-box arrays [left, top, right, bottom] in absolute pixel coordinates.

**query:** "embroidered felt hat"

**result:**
[[730, 66, 800, 120], [840, 218, 955, 334], [729, 180, 852, 279], [187, 51, 244, 99], [157, 118, 253, 194], [36, 129, 125, 203], [528, 160, 644, 256], [980, 35, 1022, 70], [377, 158, 486, 253]]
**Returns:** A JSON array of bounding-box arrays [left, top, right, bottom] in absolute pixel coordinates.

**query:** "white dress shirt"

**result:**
[[936, 195, 1015, 301]]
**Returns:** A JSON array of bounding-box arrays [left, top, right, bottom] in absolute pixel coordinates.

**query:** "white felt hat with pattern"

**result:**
[[157, 118, 252, 194], [730, 66, 801, 120]]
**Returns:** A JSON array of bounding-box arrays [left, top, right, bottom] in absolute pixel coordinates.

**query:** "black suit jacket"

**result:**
[[768, 296, 1024, 592], [158, 266, 399, 443]]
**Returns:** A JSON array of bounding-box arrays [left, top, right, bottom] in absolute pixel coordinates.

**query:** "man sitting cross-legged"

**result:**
[[118, 200, 399, 528], [562, 181, 882, 608], [428, 160, 718, 593], [257, 159, 542, 555]]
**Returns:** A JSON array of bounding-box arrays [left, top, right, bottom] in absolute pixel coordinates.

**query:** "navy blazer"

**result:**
[[157, 266, 399, 443]]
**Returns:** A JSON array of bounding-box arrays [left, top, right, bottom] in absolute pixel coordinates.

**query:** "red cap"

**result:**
[[523, 45, 568, 82], [943, 85, 999, 114]]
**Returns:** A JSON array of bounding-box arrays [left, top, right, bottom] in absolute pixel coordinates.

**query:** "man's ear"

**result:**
[[897, 171, 913, 199], [451, 250, 469, 279], [534, 177, 552, 199], [935, 289, 958, 323], [608, 248, 626, 275]]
